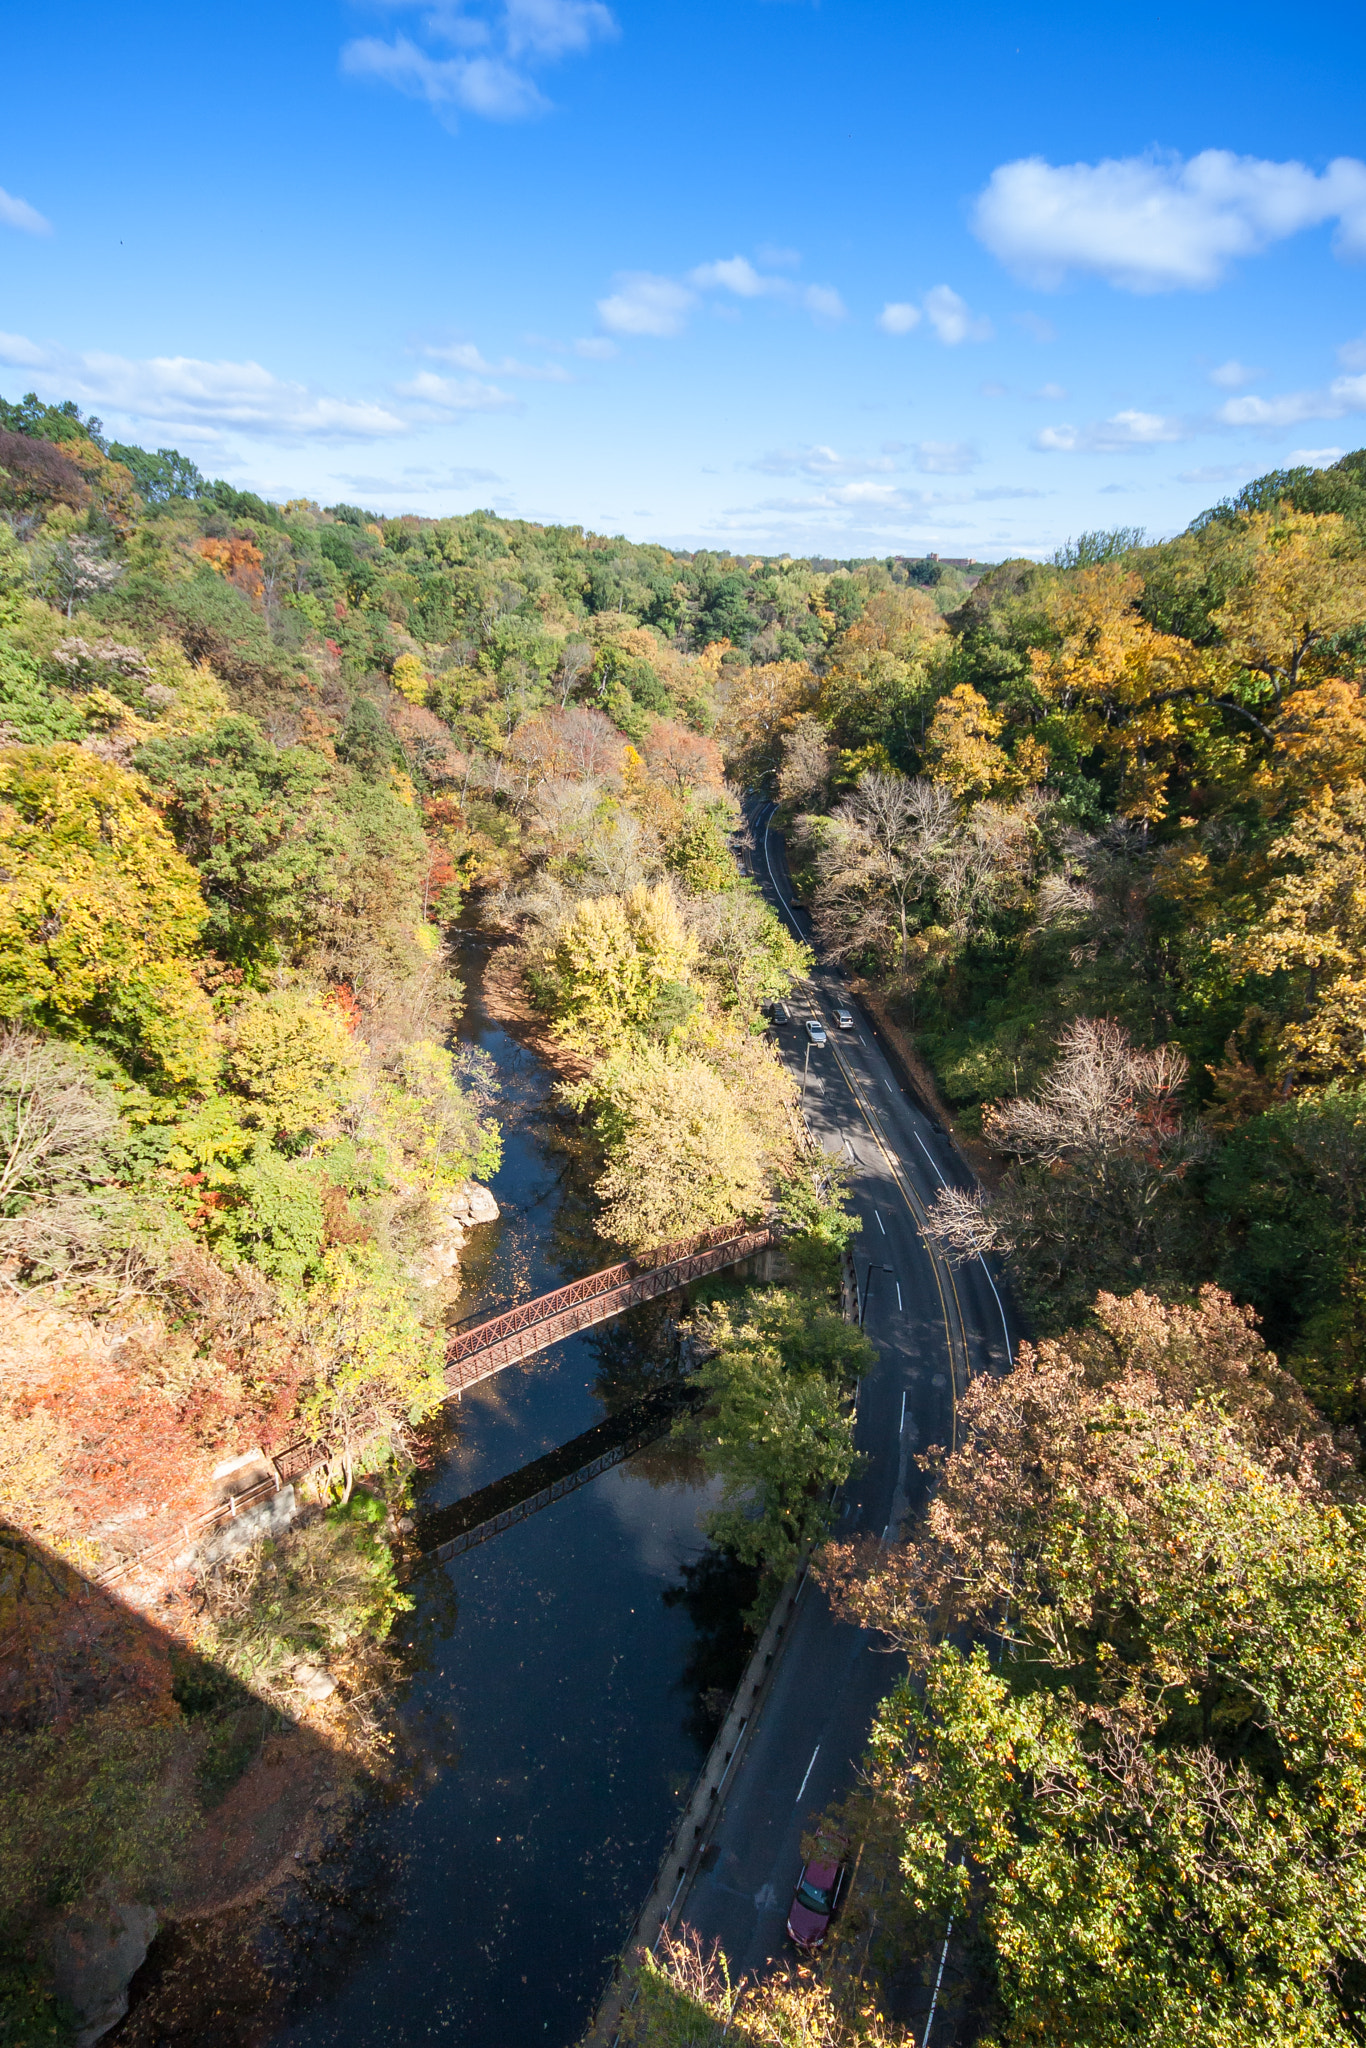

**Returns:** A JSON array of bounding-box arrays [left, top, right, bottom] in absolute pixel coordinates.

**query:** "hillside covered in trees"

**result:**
[[5, 385, 1366, 2045]]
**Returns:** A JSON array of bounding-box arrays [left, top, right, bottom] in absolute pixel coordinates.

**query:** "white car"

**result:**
[[835, 1008, 854, 1030], [805, 1018, 827, 1047]]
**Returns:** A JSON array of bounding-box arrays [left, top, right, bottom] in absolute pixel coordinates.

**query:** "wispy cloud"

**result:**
[[752, 445, 899, 479], [1217, 371, 1366, 428], [341, 0, 616, 130], [394, 368, 521, 413], [687, 255, 846, 321], [1035, 409, 1187, 452], [914, 441, 979, 474], [0, 187, 51, 236], [422, 340, 571, 381], [597, 253, 845, 340], [973, 149, 1366, 292], [597, 272, 696, 337], [877, 287, 992, 344], [0, 332, 407, 441], [1210, 359, 1263, 388]]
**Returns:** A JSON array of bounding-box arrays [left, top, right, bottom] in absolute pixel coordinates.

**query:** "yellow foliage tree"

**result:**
[[1030, 565, 1215, 825], [924, 682, 1012, 800], [1212, 508, 1366, 694], [1217, 779, 1366, 1086], [587, 1046, 766, 1248], [227, 987, 362, 1136], [391, 652, 429, 706], [545, 882, 697, 1054], [0, 744, 215, 1087]]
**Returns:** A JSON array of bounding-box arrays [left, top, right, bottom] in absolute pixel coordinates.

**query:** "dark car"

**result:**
[[786, 1848, 847, 1952], [771, 1001, 792, 1025]]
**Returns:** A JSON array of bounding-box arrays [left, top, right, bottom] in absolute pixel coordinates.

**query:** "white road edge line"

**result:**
[[896, 1281, 903, 1312], [899, 1390, 906, 1432], [875, 1210, 885, 1234], [796, 1744, 821, 1805], [911, 1129, 1015, 1370]]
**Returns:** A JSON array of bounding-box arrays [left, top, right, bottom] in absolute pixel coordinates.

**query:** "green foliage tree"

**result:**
[[226, 987, 361, 1137]]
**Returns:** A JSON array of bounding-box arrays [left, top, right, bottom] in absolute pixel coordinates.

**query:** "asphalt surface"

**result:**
[[678, 800, 1012, 2016]]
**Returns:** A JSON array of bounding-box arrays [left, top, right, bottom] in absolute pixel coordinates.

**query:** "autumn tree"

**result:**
[[1029, 565, 1216, 826], [0, 744, 215, 1087], [1211, 507, 1366, 694], [821, 1292, 1366, 2048], [715, 659, 814, 780], [776, 713, 834, 812], [924, 681, 1013, 800], [539, 881, 697, 1054], [924, 1018, 1204, 1327], [582, 1046, 766, 1248]]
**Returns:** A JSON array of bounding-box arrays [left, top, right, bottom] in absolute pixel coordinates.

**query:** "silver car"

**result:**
[[835, 1008, 854, 1030], [805, 1018, 827, 1047]]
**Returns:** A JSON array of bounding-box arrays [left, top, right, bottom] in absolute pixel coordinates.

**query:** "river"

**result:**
[[273, 930, 742, 2048]]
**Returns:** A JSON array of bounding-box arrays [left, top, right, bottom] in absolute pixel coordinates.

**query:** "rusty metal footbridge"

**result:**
[[96, 1217, 775, 1585]]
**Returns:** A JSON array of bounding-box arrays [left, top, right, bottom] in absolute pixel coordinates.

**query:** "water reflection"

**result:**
[[272, 937, 736, 2048]]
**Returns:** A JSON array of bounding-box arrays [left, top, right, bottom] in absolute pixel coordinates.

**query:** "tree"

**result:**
[[584, 1046, 766, 1247], [1029, 565, 1217, 826], [1217, 780, 1366, 1088], [821, 1297, 1366, 2048], [106, 441, 207, 506], [924, 1018, 1204, 1329], [715, 660, 814, 780], [924, 681, 1013, 800], [541, 882, 697, 1054], [226, 987, 361, 1138], [777, 713, 834, 812], [688, 1287, 872, 1590], [0, 1030, 121, 1274], [135, 717, 338, 968], [31, 533, 121, 618], [0, 745, 215, 1087], [812, 774, 956, 971], [299, 1245, 447, 1498], [640, 716, 724, 795], [1212, 508, 1366, 694]]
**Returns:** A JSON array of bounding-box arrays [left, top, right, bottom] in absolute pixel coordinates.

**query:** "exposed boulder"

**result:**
[[48, 1900, 158, 2047]]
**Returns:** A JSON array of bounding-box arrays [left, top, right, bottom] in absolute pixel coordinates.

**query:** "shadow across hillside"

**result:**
[[0, 1522, 380, 2046]]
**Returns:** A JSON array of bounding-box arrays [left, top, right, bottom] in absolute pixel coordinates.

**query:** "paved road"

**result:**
[[678, 801, 1012, 2018]]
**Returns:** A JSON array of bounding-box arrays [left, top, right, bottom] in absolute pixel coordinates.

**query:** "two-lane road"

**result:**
[[676, 802, 1011, 2009]]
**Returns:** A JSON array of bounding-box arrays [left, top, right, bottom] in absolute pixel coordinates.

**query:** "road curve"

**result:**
[[674, 800, 1012, 2019]]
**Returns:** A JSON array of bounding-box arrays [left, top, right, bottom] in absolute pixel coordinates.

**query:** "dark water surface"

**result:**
[[275, 936, 723, 2048]]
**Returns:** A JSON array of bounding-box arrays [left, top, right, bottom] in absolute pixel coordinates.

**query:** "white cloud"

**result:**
[[573, 335, 617, 359], [687, 256, 845, 322], [1210, 359, 1263, 388], [1178, 464, 1255, 485], [0, 187, 51, 236], [1339, 335, 1366, 371], [924, 286, 993, 345], [689, 255, 771, 297], [973, 149, 1366, 292], [597, 254, 844, 340], [342, 36, 548, 120], [914, 442, 979, 474], [1032, 382, 1068, 400], [394, 369, 519, 412], [596, 272, 695, 337], [877, 287, 991, 344], [752, 446, 899, 480], [503, 0, 616, 58], [877, 302, 921, 335], [422, 340, 570, 381], [0, 332, 408, 440], [340, 0, 615, 128], [1287, 447, 1346, 466], [1218, 371, 1366, 428], [756, 243, 801, 269], [0, 330, 48, 368], [1035, 409, 1186, 452], [801, 284, 847, 322], [1013, 310, 1056, 343]]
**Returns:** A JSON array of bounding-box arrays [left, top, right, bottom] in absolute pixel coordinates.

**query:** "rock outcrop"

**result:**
[[48, 1899, 158, 2046], [410, 1180, 500, 1290]]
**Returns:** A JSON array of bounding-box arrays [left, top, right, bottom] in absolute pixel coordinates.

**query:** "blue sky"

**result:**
[[3, 0, 1365, 559]]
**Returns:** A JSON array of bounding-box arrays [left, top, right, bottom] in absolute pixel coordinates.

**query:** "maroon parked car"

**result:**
[[786, 1845, 848, 1952]]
